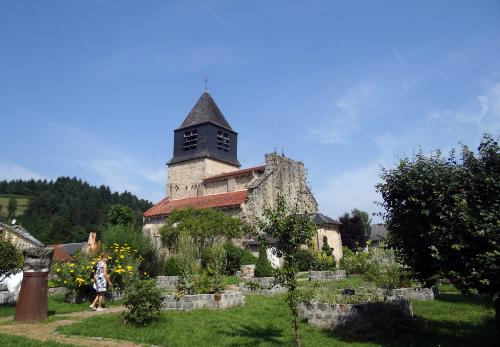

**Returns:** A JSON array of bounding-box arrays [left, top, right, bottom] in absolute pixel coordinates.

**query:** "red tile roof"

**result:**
[[203, 165, 265, 182], [144, 190, 248, 218], [49, 244, 74, 262]]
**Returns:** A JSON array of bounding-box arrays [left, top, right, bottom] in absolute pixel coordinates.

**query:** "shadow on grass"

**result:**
[[321, 315, 497, 347], [217, 324, 285, 347], [436, 293, 493, 309]]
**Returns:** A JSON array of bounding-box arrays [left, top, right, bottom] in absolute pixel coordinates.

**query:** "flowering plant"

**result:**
[[52, 242, 144, 299]]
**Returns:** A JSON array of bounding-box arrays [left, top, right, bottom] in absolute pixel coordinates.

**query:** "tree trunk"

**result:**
[[293, 315, 301, 347], [495, 296, 499, 341]]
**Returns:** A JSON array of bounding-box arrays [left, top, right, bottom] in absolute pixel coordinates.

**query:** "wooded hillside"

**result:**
[[0, 177, 152, 244]]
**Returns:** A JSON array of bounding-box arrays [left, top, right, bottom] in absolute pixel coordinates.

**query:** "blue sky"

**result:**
[[1, 1, 499, 221]]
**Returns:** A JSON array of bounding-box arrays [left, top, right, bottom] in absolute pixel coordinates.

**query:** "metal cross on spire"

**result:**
[[204, 76, 208, 91]]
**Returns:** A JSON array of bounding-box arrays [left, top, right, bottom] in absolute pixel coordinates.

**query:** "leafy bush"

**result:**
[[240, 252, 258, 265], [203, 244, 227, 293], [364, 248, 413, 290], [342, 247, 371, 275], [164, 256, 183, 276], [102, 224, 163, 276], [321, 236, 333, 256], [0, 237, 23, 281], [314, 251, 336, 271], [296, 249, 316, 271], [123, 279, 164, 325], [223, 241, 246, 274], [254, 246, 274, 277]]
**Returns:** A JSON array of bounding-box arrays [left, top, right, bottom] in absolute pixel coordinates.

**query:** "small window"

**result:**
[[217, 131, 230, 151], [183, 130, 197, 151]]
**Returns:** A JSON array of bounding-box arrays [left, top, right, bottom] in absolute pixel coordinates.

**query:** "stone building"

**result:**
[[0, 221, 44, 250], [143, 91, 342, 257]]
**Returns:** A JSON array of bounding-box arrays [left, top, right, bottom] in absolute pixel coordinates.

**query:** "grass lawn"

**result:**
[[0, 294, 121, 318], [0, 194, 30, 218], [56, 288, 497, 346], [0, 332, 74, 346]]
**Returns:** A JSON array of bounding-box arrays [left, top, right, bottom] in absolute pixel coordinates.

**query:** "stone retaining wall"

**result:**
[[382, 287, 435, 301], [239, 277, 286, 295], [308, 270, 346, 281], [156, 276, 179, 292], [298, 299, 413, 330], [162, 291, 245, 310], [0, 291, 18, 305], [48, 287, 67, 296]]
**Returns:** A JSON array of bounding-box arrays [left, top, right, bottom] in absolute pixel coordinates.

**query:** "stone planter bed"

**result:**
[[298, 299, 413, 330], [48, 287, 67, 296], [162, 291, 245, 310], [0, 291, 18, 305], [308, 270, 346, 281], [239, 277, 286, 295], [381, 287, 436, 301], [156, 276, 179, 293]]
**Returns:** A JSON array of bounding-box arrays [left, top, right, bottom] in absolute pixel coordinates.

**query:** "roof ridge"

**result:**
[[203, 165, 265, 182]]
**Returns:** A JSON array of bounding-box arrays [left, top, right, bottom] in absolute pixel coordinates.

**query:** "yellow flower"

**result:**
[[63, 280, 67, 284], [56, 268, 61, 273], [69, 263, 75, 267], [126, 265, 133, 270], [120, 255, 124, 259], [70, 270, 74, 273], [107, 256, 112, 260]]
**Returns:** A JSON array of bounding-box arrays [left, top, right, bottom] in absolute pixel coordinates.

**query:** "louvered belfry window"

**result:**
[[217, 130, 230, 151], [183, 130, 197, 150]]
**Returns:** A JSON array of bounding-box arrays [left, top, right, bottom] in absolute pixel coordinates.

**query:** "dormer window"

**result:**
[[217, 131, 230, 151], [183, 130, 197, 151]]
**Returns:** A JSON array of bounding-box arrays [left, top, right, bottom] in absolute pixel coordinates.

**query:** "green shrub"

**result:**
[[342, 247, 371, 275], [254, 247, 274, 277], [223, 241, 245, 274], [123, 279, 164, 325], [295, 249, 316, 271], [240, 252, 258, 265], [102, 224, 163, 276], [321, 236, 333, 256], [0, 237, 23, 281], [164, 256, 183, 276], [364, 248, 413, 290], [314, 251, 336, 271]]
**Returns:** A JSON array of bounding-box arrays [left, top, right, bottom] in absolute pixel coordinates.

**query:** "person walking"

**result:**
[[90, 253, 112, 311]]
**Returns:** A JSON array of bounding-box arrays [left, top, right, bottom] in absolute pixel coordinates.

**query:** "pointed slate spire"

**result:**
[[179, 91, 233, 131]]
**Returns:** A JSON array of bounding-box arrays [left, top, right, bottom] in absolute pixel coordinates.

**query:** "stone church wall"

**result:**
[[167, 158, 238, 199], [244, 153, 318, 222]]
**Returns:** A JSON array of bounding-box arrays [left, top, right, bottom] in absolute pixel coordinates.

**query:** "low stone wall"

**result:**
[[239, 277, 286, 295], [156, 276, 179, 292], [298, 299, 413, 330], [382, 287, 435, 301], [308, 270, 346, 281], [48, 287, 67, 296], [162, 291, 245, 310]]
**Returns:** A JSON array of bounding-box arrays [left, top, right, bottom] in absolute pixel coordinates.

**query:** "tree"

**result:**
[[321, 235, 333, 256], [0, 237, 23, 281], [339, 210, 369, 250], [107, 204, 135, 226], [376, 134, 500, 320], [254, 244, 274, 277], [7, 197, 17, 221], [160, 208, 246, 257], [259, 193, 317, 347]]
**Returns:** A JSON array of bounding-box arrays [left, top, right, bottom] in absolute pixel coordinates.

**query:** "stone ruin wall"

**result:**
[[243, 153, 318, 223]]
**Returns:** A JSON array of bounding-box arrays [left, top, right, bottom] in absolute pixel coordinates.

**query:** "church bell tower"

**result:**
[[167, 91, 240, 199]]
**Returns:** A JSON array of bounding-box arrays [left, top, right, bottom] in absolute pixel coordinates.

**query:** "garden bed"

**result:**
[[239, 277, 286, 295], [298, 299, 413, 330], [381, 287, 436, 301], [156, 276, 179, 292], [162, 291, 245, 310], [308, 270, 346, 281]]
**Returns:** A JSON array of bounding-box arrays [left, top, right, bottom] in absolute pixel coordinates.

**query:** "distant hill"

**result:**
[[0, 178, 152, 244]]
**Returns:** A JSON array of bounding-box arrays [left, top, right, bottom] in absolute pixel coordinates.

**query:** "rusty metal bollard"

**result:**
[[15, 247, 54, 322]]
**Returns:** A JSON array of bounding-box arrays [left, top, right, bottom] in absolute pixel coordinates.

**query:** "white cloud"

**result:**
[[49, 123, 165, 202], [305, 81, 384, 144], [0, 165, 44, 181]]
